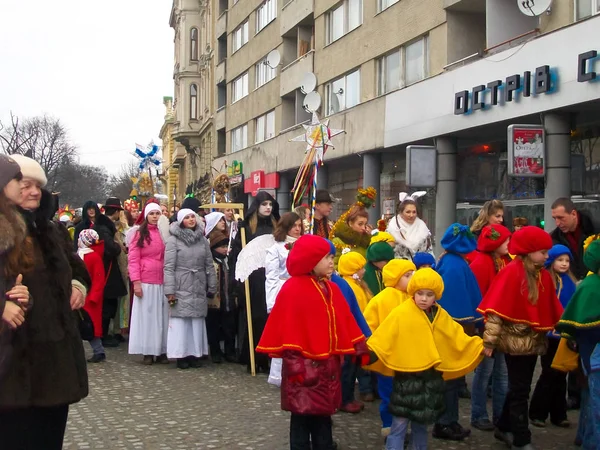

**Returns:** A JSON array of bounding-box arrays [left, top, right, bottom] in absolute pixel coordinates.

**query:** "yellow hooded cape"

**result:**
[[366, 299, 484, 380]]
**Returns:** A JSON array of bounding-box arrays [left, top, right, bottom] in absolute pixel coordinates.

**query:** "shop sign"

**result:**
[[227, 160, 243, 177], [244, 170, 280, 196], [507, 125, 545, 178], [229, 174, 244, 186], [454, 50, 598, 115]]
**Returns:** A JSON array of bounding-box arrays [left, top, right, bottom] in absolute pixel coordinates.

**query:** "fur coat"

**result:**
[[0, 190, 89, 410]]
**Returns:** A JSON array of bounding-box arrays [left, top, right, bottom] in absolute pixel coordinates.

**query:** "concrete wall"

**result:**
[[486, 0, 538, 48], [446, 10, 486, 63]]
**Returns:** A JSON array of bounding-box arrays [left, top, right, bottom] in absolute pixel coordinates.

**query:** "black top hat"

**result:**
[[104, 197, 124, 210], [315, 190, 334, 204]]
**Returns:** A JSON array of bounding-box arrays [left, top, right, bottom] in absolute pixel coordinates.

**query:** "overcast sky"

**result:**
[[0, 1, 174, 174]]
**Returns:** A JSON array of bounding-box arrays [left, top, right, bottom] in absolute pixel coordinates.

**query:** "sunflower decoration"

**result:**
[[212, 173, 230, 203], [329, 187, 377, 267]]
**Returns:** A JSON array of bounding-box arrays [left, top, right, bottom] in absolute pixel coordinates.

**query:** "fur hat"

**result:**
[[366, 241, 395, 263], [508, 226, 552, 256], [286, 234, 331, 277], [441, 223, 477, 254], [11, 154, 47, 187], [383, 259, 416, 288], [209, 230, 229, 249], [0, 154, 21, 190], [477, 224, 511, 253], [413, 252, 436, 269], [407, 268, 444, 300], [338, 251, 367, 277]]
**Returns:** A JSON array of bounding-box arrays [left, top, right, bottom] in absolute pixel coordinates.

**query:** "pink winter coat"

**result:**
[[128, 225, 165, 285]]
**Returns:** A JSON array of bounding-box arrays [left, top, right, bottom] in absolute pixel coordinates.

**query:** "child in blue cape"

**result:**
[[433, 223, 481, 441], [529, 244, 577, 428]]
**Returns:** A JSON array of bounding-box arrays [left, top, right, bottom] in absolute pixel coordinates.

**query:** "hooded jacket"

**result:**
[[74, 201, 126, 298]]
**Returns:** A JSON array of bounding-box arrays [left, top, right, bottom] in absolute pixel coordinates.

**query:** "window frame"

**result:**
[[325, 69, 361, 116], [231, 124, 248, 153], [256, 0, 277, 33], [232, 21, 249, 53], [377, 0, 399, 13], [255, 56, 277, 89], [326, 0, 363, 45], [255, 110, 276, 144], [190, 84, 198, 120], [377, 36, 429, 96], [231, 72, 249, 103], [190, 27, 199, 61], [575, 0, 600, 20]]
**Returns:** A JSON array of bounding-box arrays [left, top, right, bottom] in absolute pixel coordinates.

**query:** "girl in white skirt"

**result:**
[[128, 203, 169, 365], [164, 209, 216, 369]]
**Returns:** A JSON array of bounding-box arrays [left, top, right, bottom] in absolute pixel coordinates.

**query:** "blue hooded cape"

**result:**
[[436, 252, 482, 323], [331, 274, 371, 337]]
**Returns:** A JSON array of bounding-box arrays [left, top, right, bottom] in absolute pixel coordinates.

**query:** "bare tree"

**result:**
[[0, 113, 78, 190], [107, 160, 139, 201], [53, 161, 110, 207]]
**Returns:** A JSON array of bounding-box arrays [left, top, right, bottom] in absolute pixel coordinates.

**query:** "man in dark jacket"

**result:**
[[75, 198, 127, 347], [550, 197, 596, 280]]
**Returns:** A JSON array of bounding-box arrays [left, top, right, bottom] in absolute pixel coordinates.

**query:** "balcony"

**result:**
[[215, 107, 226, 130], [216, 11, 227, 39], [281, 0, 313, 36], [444, 0, 484, 12], [215, 60, 226, 84], [171, 145, 187, 165], [280, 50, 314, 97]]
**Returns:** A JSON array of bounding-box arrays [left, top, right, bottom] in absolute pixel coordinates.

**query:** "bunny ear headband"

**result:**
[[398, 191, 427, 203]]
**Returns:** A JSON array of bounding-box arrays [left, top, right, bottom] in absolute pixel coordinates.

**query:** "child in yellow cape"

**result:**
[[363, 259, 415, 436], [366, 268, 484, 450]]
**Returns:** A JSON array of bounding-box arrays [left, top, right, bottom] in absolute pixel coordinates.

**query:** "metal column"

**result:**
[[435, 137, 458, 256], [363, 153, 382, 224]]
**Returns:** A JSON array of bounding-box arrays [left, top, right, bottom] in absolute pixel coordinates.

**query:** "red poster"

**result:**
[[508, 125, 545, 177]]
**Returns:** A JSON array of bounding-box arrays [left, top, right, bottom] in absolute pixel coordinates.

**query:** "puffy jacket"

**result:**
[[128, 225, 165, 285], [483, 313, 547, 355], [164, 223, 216, 318], [388, 369, 445, 424]]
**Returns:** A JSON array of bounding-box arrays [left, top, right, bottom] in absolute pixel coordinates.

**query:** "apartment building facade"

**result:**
[[212, 0, 600, 245], [168, 0, 216, 204]]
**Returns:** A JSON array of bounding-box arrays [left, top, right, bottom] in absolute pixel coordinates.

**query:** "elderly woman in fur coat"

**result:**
[[0, 155, 90, 450], [164, 208, 217, 369]]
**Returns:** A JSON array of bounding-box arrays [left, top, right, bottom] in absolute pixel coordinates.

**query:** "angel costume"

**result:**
[[387, 192, 433, 260]]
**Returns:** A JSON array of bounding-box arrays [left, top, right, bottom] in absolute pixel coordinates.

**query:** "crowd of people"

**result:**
[[1, 153, 600, 450]]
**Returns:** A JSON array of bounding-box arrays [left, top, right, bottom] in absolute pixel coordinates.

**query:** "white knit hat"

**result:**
[[177, 208, 195, 224], [144, 203, 161, 218], [10, 154, 47, 187], [204, 212, 225, 236]]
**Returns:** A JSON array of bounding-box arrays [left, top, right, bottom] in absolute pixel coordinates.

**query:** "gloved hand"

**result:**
[[206, 292, 215, 299]]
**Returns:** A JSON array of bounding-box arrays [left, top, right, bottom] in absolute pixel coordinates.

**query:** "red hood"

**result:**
[[91, 240, 105, 257]]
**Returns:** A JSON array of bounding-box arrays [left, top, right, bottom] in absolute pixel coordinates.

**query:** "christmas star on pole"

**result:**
[[290, 112, 345, 162]]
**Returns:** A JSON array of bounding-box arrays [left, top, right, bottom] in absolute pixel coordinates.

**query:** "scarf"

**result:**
[[77, 247, 93, 260], [387, 216, 431, 256]]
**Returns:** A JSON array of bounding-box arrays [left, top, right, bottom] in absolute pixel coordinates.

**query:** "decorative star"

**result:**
[[290, 113, 345, 161]]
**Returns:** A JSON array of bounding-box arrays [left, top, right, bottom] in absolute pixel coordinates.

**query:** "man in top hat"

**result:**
[[312, 190, 335, 239]]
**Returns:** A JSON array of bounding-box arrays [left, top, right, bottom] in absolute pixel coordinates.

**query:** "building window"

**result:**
[[255, 110, 275, 143], [326, 69, 360, 115], [190, 84, 198, 120], [326, 0, 362, 44], [255, 57, 277, 88], [232, 21, 249, 53], [378, 0, 399, 11], [231, 124, 248, 153], [576, 0, 600, 19], [232, 72, 249, 103], [377, 36, 428, 95], [256, 0, 277, 33], [190, 28, 199, 61]]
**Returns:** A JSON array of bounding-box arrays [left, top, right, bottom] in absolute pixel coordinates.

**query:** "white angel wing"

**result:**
[[410, 191, 427, 200], [235, 234, 276, 282]]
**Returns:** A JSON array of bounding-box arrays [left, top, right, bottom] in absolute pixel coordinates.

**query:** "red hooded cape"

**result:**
[[470, 253, 511, 297], [477, 258, 563, 331], [256, 276, 365, 359]]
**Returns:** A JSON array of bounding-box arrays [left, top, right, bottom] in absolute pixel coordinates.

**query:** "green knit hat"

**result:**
[[584, 239, 600, 273], [366, 241, 395, 263]]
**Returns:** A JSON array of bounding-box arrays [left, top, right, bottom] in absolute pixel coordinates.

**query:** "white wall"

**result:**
[[384, 16, 600, 148]]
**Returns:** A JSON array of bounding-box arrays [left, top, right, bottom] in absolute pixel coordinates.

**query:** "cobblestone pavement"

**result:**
[[65, 345, 580, 450]]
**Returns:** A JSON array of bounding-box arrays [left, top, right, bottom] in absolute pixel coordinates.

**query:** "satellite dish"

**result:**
[[517, 0, 552, 16], [300, 72, 317, 94], [265, 49, 281, 68], [303, 92, 321, 113]]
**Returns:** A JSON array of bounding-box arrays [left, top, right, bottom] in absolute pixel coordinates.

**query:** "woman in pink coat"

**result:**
[[128, 203, 169, 365]]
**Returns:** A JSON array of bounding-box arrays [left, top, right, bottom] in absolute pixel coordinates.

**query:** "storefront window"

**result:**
[[328, 165, 362, 220], [571, 127, 600, 196]]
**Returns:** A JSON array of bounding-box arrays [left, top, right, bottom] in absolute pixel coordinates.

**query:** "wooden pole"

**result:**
[[200, 203, 255, 376]]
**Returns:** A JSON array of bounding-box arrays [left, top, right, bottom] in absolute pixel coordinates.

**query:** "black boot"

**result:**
[[432, 423, 466, 441], [177, 358, 190, 369], [87, 353, 106, 363]]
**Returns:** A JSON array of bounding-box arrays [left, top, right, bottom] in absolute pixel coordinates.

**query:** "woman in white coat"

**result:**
[[386, 192, 433, 260], [264, 212, 303, 386]]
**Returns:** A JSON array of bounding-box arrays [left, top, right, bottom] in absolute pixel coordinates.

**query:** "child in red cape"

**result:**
[[256, 234, 367, 449], [477, 226, 563, 450], [77, 228, 107, 363]]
